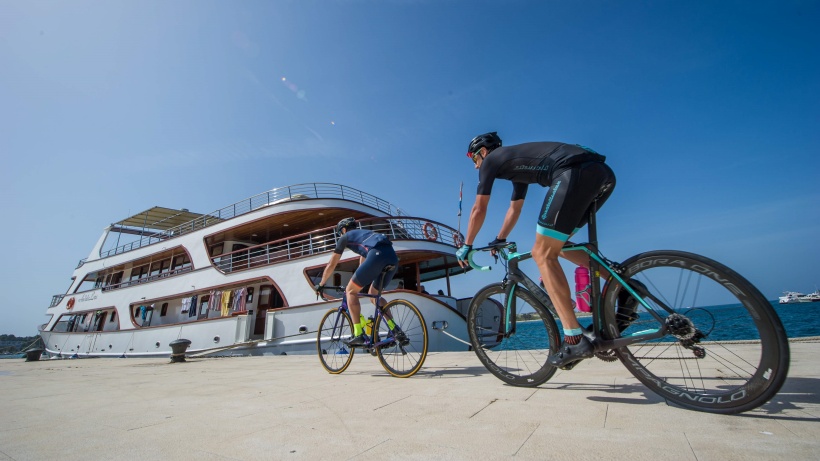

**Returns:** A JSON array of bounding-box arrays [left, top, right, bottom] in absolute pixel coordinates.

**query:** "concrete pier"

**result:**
[[1, 341, 818, 460]]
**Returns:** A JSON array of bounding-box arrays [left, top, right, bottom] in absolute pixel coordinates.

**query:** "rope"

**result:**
[[434, 328, 472, 347]]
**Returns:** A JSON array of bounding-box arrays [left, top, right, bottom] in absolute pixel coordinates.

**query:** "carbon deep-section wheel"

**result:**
[[601, 250, 789, 414]]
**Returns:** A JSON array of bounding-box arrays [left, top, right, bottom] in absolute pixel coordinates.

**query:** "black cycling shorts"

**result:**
[[536, 161, 615, 241], [351, 245, 399, 289]]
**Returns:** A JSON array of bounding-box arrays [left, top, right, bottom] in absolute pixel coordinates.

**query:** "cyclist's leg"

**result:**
[[344, 279, 365, 336], [533, 167, 587, 332], [348, 247, 395, 334], [534, 162, 614, 366], [533, 235, 577, 329]]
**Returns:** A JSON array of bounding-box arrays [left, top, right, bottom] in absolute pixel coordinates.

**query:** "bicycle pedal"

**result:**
[[559, 360, 583, 371]]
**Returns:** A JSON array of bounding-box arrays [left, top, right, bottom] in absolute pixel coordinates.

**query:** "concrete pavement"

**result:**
[[1, 341, 818, 460]]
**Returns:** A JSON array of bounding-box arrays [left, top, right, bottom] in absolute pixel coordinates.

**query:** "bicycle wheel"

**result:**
[[317, 309, 355, 374], [601, 250, 790, 414], [374, 299, 428, 378], [467, 283, 561, 387]]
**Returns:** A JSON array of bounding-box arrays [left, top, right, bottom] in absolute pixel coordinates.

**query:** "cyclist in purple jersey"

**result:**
[[456, 132, 616, 367], [315, 217, 399, 347]]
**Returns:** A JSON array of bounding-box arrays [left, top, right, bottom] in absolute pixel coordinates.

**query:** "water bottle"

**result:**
[[575, 266, 591, 312], [360, 314, 373, 335]]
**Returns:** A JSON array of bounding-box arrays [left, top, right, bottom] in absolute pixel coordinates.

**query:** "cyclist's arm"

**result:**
[[497, 198, 524, 240], [318, 252, 342, 286], [465, 194, 490, 245]]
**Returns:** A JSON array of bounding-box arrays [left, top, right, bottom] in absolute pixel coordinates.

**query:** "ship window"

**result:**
[[107, 271, 123, 287], [172, 254, 191, 270], [134, 307, 140, 317], [149, 258, 171, 277], [333, 273, 342, 286], [160, 303, 168, 316], [246, 287, 254, 303], [210, 244, 224, 257], [110, 311, 117, 322], [130, 264, 149, 281], [76, 271, 104, 292]]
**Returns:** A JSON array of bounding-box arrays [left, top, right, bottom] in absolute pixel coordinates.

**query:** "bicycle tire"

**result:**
[[317, 309, 355, 374], [601, 250, 790, 414], [467, 283, 561, 387], [374, 299, 428, 378]]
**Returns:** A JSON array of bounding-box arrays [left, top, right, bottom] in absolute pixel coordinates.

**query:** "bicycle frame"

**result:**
[[325, 290, 398, 349], [469, 202, 671, 351]]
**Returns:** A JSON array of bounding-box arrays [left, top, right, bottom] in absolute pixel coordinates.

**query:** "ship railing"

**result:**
[[100, 183, 408, 259], [212, 217, 464, 274]]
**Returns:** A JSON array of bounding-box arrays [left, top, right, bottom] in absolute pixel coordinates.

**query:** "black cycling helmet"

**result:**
[[467, 132, 502, 159], [335, 217, 356, 233]]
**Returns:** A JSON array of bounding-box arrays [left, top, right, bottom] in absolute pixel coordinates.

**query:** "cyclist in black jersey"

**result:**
[[315, 217, 399, 347], [456, 132, 616, 367]]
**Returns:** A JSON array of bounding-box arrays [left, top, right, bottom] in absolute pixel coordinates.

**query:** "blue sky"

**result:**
[[1, 1, 818, 336]]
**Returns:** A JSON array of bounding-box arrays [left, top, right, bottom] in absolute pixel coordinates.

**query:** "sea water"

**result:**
[[503, 300, 820, 351]]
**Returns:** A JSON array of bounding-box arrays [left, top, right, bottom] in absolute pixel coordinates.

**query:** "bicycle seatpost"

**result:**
[[376, 265, 395, 308]]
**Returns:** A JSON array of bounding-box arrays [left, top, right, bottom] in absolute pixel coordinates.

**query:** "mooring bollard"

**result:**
[[24, 348, 44, 362], [169, 339, 192, 363]]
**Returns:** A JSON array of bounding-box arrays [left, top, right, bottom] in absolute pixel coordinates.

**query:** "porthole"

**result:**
[[155, 342, 160, 348], [213, 336, 220, 344]]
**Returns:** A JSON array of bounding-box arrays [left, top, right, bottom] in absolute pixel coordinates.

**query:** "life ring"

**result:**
[[66, 297, 76, 310], [453, 234, 464, 247], [422, 222, 438, 241]]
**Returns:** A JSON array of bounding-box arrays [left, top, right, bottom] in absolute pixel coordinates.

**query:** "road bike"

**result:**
[[316, 266, 428, 378], [464, 201, 790, 414]]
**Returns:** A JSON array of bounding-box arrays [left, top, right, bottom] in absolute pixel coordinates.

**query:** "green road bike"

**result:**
[[465, 203, 789, 414]]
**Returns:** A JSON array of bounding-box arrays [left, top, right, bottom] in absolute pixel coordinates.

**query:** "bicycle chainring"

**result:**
[[594, 349, 619, 362]]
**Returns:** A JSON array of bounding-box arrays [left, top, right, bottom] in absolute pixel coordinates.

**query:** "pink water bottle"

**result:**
[[575, 266, 591, 312]]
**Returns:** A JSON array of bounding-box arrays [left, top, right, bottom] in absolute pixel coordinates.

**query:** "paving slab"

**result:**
[[1, 341, 818, 460]]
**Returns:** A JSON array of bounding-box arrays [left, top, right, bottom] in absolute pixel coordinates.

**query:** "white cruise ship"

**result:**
[[40, 183, 473, 358]]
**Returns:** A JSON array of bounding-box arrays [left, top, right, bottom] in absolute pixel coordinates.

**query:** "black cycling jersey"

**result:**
[[476, 142, 606, 200], [334, 229, 391, 258]]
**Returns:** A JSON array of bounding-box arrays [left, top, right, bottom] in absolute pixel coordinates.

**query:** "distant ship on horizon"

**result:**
[[779, 290, 820, 304]]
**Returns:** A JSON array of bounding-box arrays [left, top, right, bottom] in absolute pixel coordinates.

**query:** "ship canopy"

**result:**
[[111, 206, 206, 236]]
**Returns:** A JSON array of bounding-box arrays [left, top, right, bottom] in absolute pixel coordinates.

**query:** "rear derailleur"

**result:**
[[666, 313, 706, 359]]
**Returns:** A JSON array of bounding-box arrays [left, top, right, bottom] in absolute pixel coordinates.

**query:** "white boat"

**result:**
[[779, 292, 805, 304], [801, 290, 820, 303], [39, 183, 475, 358], [779, 290, 820, 304]]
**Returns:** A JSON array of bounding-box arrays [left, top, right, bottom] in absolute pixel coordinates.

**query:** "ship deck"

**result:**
[[1, 340, 818, 460]]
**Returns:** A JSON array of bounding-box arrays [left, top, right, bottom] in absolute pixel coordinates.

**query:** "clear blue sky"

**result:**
[[1, 1, 818, 336]]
